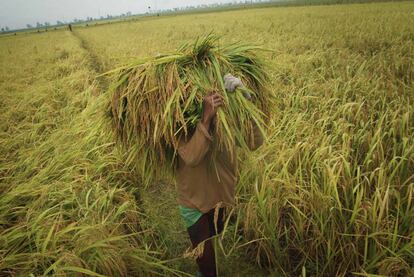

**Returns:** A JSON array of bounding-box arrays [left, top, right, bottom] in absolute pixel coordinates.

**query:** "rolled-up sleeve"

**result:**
[[177, 122, 212, 167]]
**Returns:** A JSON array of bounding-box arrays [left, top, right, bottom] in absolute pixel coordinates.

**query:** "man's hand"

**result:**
[[202, 92, 223, 130], [224, 73, 251, 100]]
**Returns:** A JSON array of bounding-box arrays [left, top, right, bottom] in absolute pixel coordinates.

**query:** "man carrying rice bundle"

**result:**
[[177, 74, 263, 277], [108, 35, 270, 277]]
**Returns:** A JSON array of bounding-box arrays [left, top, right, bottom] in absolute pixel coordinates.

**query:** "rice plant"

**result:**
[[0, 32, 187, 277], [1, 1, 413, 276]]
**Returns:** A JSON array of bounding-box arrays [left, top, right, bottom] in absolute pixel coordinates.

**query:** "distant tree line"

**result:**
[[1, 0, 404, 33], [19, 11, 134, 32]]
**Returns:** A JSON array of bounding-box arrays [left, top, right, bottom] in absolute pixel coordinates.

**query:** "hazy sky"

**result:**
[[0, 0, 234, 29]]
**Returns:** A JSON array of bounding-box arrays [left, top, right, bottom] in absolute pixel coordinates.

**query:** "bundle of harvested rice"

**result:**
[[106, 35, 271, 179]]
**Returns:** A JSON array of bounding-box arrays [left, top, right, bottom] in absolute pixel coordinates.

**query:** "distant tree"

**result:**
[[26, 24, 32, 28], [5, 26, 10, 31], [44, 22, 50, 27], [36, 22, 43, 28], [1, 28, 4, 32], [56, 20, 63, 25]]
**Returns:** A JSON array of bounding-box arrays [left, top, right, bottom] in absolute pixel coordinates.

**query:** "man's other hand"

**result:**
[[224, 74, 251, 100], [224, 74, 243, 93]]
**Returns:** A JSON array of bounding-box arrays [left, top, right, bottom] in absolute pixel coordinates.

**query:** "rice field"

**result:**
[[1, 1, 413, 276]]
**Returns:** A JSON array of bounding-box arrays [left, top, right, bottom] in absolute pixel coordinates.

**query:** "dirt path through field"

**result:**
[[70, 30, 110, 95]]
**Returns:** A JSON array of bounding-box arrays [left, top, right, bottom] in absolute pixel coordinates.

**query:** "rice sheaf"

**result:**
[[105, 35, 272, 180]]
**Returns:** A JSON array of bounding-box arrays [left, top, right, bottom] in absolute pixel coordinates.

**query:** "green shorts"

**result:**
[[179, 205, 203, 228]]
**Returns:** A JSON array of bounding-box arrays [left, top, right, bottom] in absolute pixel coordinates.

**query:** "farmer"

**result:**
[[176, 74, 264, 277]]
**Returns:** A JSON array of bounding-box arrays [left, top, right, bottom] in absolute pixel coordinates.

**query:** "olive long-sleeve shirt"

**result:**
[[176, 121, 263, 213]]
